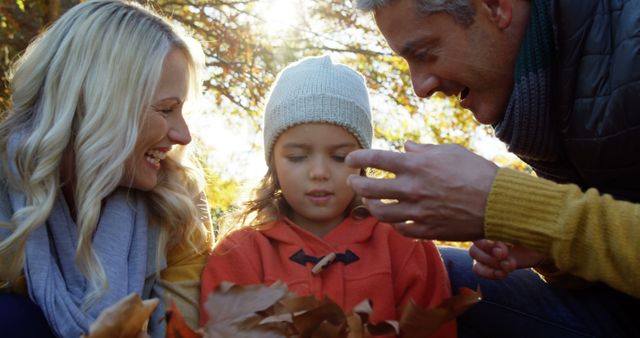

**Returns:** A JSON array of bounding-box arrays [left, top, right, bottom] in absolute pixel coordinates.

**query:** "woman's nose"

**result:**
[[168, 114, 192, 145]]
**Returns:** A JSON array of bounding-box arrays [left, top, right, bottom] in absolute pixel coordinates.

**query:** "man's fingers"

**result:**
[[404, 140, 435, 152], [362, 198, 414, 223], [348, 175, 406, 200], [346, 149, 408, 173], [469, 243, 502, 269], [393, 221, 436, 239], [472, 239, 496, 251], [472, 261, 507, 280], [473, 239, 510, 260], [500, 257, 517, 273]]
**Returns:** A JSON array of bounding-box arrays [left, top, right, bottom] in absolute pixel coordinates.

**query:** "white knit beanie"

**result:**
[[263, 55, 372, 162]]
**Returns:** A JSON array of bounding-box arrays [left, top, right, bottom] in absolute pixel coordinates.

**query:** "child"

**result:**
[[200, 55, 455, 337]]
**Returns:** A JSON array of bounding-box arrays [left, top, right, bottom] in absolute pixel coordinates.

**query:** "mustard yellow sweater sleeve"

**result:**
[[484, 168, 640, 298], [158, 205, 214, 329]]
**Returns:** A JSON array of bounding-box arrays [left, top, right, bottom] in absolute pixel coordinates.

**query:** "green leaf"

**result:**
[[16, 0, 25, 12]]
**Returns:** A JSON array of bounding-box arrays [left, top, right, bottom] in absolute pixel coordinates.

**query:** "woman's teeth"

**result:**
[[145, 150, 166, 164]]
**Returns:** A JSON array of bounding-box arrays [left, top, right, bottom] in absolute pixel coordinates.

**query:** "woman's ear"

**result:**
[[480, 0, 513, 29]]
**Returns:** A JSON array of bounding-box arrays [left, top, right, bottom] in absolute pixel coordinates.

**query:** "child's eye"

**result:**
[[286, 155, 306, 162], [331, 155, 346, 162]]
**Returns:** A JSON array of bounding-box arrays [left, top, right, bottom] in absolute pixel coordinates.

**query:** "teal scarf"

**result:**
[[493, 0, 558, 162]]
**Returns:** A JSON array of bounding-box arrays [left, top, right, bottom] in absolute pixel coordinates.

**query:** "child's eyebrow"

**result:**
[[330, 143, 359, 150], [281, 143, 311, 150], [281, 142, 358, 150]]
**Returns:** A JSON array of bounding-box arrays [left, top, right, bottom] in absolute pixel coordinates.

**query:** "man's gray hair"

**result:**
[[356, 0, 475, 27]]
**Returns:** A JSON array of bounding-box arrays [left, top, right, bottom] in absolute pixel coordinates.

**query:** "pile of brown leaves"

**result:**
[[83, 282, 480, 338], [167, 281, 481, 338]]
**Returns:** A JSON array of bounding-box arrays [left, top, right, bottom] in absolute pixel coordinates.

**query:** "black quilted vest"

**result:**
[[517, 0, 640, 203]]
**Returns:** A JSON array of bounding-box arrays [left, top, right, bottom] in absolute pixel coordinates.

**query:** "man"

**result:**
[[347, 0, 640, 336]]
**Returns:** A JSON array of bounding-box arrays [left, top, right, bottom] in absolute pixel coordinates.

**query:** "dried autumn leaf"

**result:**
[[84, 293, 158, 338], [204, 281, 291, 338], [437, 287, 482, 318], [346, 312, 364, 338], [399, 287, 482, 338], [205, 281, 289, 324], [350, 299, 398, 337], [398, 302, 449, 338], [166, 301, 202, 338], [290, 297, 347, 336]]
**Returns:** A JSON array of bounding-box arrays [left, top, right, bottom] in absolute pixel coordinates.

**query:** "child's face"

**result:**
[[273, 123, 361, 232]]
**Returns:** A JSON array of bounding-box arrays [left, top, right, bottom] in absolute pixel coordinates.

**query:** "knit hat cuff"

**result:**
[[264, 93, 373, 161]]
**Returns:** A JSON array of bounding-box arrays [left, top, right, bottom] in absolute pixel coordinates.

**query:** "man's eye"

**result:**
[[414, 49, 429, 60], [414, 48, 438, 63]]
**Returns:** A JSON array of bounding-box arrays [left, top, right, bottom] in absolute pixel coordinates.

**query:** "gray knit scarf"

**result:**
[[493, 0, 558, 162], [5, 133, 150, 337]]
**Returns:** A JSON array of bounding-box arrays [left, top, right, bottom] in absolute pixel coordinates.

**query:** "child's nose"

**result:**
[[309, 158, 329, 180]]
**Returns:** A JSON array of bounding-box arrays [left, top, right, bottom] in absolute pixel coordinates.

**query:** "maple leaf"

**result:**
[[84, 293, 158, 338]]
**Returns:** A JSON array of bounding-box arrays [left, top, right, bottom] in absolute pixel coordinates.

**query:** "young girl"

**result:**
[[200, 55, 455, 337]]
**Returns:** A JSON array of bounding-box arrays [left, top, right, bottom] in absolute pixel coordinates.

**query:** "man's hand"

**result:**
[[470, 240, 547, 279], [346, 141, 498, 241]]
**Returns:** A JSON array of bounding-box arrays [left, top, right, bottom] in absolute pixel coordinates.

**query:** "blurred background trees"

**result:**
[[1, 0, 528, 228]]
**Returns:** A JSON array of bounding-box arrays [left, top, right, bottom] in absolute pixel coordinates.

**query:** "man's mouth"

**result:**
[[460, 87, 470, 101]]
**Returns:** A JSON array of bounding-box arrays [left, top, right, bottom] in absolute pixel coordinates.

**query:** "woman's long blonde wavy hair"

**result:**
[[0, 0, 210, 306]]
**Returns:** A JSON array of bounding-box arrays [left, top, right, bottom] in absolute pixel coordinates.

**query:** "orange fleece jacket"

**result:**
[[200, 216, 456, 337]]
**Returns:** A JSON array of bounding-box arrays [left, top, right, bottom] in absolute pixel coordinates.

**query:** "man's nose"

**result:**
[[410, 66, 440, 98]]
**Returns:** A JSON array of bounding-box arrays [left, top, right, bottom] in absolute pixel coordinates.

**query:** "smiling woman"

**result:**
[[0, 1, 212, 337], [255, 0, 303, 35]]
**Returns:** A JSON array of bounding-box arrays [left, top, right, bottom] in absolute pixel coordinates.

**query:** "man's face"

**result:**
[[374, 0, 519, 125]]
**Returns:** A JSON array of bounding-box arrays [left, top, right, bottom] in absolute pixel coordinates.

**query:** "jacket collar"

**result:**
[[261, 216, 378, 246]]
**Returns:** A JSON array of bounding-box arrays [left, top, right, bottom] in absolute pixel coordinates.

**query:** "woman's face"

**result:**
[[120, 48, 192, 191], [273, 123, 361, 233]]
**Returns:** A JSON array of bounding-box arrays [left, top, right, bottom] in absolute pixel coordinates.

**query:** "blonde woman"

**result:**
[[0, 1, 212, 337]]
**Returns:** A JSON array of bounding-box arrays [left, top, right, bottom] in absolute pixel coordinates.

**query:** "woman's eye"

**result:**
[[158, 108, 173, 116]]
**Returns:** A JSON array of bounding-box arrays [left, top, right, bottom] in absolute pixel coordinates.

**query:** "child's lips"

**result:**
[[306, 190, 333, 204]]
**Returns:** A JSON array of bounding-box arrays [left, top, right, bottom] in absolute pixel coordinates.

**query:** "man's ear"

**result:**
[[480, 0, 513, 29]]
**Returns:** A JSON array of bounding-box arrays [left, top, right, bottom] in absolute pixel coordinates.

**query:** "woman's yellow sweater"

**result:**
[[485, 168, 640, 298]]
